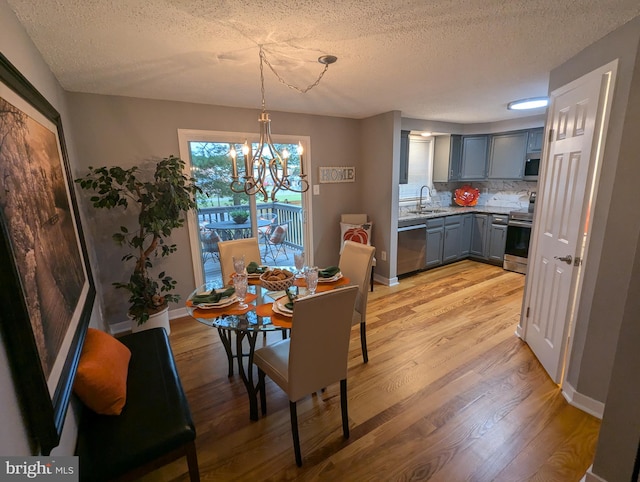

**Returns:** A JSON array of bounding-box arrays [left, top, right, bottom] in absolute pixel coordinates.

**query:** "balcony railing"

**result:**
[[197, 202, 303, 250]]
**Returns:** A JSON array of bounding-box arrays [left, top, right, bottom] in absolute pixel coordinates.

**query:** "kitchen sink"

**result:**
[[408, 209, 446, 215]]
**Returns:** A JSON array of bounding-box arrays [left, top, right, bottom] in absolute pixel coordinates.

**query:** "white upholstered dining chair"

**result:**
[[340, 214, 376, 291], [339, 240, 376, 363], [217, 237, 262, 284], [254, 285, 358, 467]]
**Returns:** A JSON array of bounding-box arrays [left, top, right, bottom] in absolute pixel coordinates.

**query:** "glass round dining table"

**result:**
[[186, 272, 351, 421]]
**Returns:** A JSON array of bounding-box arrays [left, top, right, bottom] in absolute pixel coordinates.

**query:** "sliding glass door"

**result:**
[[178, 130, 311, 286]]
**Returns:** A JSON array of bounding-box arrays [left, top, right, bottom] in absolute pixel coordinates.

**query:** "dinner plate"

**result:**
[[192, 292, 237, 309], [274, 297, 293, 314], [272, 302, 293, 318], [318, 272, 343, 283]]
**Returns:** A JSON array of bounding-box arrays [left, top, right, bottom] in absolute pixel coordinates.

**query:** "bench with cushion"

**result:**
[[75, 327, 199, 481]]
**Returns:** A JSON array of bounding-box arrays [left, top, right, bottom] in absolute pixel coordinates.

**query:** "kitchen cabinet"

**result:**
[[488, 131, 528, 179], [432, 134, 462, 182], [425, 218, 444, 268], [527, 127, 544, 153], [469, 214, 489, 259], [460, 214, 473, 257], [443, 215, 461, 263], [399, 130, 410, 184], [425, 216, 464, 267], [488, 214, 508, 264], [460, 135, 489, 180]]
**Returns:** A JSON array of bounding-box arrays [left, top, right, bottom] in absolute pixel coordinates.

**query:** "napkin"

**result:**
[[191, 287, 235, 305], [285, 289, 297, 310], [319, 266, 341, 278], [246, 261, 267, 274]]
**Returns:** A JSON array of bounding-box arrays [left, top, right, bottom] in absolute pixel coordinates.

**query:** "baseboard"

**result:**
[[562, 381, 605, 419], [373, 273, 399, 287], [109, 306, 188, 336], [585, 465, 607, 482]]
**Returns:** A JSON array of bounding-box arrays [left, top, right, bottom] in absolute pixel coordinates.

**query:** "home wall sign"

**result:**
[[318, 166, 356, 183]]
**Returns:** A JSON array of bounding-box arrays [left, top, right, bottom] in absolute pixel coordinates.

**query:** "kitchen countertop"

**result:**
[[398, 205, 516, 226]]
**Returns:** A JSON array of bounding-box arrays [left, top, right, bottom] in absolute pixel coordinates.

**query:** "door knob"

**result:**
[[554, 255, 573, 265]]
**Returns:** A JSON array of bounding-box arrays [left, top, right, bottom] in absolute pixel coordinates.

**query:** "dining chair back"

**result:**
[[218, 237, 262, 284], [254, 285, 358, 466], [340, 214, 376, 292], [339, 240, 376, 363]]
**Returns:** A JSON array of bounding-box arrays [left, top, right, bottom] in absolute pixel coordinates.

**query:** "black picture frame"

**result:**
[[0, 52, 95, 455]]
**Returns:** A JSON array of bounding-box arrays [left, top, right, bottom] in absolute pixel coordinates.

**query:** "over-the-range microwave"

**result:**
[[523, 153, 540, 181]]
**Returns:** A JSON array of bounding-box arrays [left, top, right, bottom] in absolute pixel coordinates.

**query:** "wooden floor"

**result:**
[[147, 260, 600, 481]]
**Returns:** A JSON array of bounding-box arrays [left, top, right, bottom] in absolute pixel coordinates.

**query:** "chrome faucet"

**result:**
[[418, 185, 431, 210]]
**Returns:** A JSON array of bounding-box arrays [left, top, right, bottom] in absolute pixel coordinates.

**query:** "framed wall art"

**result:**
[[0, 53, 95, 455]]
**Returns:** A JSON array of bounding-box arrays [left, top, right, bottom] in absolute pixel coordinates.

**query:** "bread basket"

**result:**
[[259, 268, 295, 291]]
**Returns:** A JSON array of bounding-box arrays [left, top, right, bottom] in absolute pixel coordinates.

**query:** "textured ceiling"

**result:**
[[6, 0, 640, 123]]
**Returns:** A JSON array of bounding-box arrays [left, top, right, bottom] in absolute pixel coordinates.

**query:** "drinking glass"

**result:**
[[304, 266, 319, 296], [234, 272, 248, 309], [294, 251, 305, 277], [232, 255, 245, 275]]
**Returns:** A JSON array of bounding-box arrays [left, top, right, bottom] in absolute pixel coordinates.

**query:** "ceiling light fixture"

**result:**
[[230, 45, 337, 201], [507, 97, 549, 111]]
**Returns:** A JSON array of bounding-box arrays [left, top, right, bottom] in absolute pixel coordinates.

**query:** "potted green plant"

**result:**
[[230, 209, 249, 224], [75, 155, 201, 331]]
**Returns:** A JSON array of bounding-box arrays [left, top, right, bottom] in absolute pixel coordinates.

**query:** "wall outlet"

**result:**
[[381, 251, 387, 261], [313, 184, 320, 195]]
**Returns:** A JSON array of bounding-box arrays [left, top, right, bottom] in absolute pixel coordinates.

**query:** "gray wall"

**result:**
[[66, 93, 364, 325], [547, 16, 640, 482], [361, 111, 402, 280], [0, 0, 104, 456]]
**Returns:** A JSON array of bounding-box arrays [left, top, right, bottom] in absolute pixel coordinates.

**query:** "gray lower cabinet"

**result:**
[[426, 218, 444, 268], [443, 216, 461, 263], [470, 214, 489, 259], [460, 214, 473, 257], [399, 212, 506, 276], [488, 221, 507, 265]]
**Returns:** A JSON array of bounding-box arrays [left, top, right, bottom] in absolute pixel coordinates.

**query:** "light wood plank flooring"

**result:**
[[146, 260, 600, 481]]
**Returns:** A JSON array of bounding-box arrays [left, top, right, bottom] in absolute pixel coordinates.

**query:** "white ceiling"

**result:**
[[6, 0, 640, 124]]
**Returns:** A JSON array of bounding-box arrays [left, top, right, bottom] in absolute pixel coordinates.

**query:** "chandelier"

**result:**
[[230, 45, 337, 202]]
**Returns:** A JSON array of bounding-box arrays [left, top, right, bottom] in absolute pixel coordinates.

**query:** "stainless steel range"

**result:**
[[503, 210, 533, 274]]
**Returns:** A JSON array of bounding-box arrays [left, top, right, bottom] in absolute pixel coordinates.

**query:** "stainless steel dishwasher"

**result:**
[[397, 220, 427, 275]]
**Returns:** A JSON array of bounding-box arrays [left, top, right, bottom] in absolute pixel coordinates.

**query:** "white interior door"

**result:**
[[523, 61, 617, 383]]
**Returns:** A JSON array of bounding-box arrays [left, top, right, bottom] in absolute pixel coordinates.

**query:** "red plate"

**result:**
[[454, 185, 480, 206]]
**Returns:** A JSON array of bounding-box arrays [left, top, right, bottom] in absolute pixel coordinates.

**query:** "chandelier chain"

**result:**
[[259, 45, 330, 96]]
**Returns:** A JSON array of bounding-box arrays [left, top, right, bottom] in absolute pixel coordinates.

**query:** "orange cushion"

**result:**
[[73, 328, 131, 415]]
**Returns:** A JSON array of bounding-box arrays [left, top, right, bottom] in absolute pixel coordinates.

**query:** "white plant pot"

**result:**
[[130, 306, 170, 335]]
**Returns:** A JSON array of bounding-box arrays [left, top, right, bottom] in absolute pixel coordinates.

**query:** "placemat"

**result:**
[[255, 303, 292, 328], [186, 292, 257, 318]]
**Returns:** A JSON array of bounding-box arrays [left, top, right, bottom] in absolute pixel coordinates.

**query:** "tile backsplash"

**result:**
[[399, 180, 537, 215]]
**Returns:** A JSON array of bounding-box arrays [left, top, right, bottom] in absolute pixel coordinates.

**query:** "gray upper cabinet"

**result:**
[[460, 135, 488, 180], [488, 131, 528, 179], [433, 134, 462, 182], [399, 130, 410, 184], [527, 127, 544, 153]]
